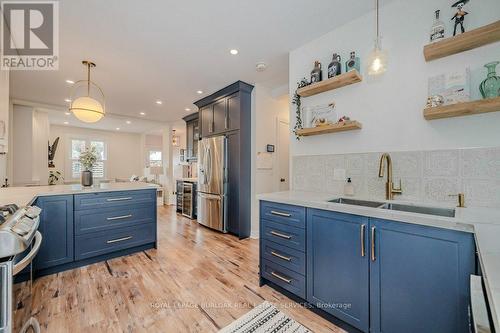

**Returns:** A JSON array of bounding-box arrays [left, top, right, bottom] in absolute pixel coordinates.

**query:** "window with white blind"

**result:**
[[149, 150, 162, 167], [70, 139, 107, 179]]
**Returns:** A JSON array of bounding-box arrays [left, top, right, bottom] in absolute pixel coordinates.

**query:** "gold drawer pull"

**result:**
[[371, 226, 376, 262], [270, 210, 291, 217], [270, 231, 292, 239], [107, 236, 132, 244], [106, 197, 132, 202], [271, 251, 292, 261], [107, 214, 132, 221], [271, 271, 292, 284]]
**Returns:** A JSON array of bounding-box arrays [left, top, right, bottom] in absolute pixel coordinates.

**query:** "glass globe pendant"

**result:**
[[69, 61, 105, 123], [367, 0, 387, 76]]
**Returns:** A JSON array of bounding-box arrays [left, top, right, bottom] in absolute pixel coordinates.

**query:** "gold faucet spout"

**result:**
[[378, 153, 401, 200]]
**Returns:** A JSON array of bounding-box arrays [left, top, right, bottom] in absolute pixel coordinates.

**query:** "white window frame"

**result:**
[[148, 149, 163, 168], [66, 137, 108, 180]]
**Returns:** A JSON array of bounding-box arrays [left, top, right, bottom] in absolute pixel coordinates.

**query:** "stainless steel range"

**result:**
[[0, 204, 42, 333]]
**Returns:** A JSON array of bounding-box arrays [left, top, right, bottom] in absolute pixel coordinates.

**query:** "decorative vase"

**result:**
[[81, 170, 93, 187], [479, 61, 500, 99]]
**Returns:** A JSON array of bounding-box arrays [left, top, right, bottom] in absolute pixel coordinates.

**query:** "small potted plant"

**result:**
[[79, 146, 98, 186]]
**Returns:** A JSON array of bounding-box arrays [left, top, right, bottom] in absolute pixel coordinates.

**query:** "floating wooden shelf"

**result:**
[[424, 20, 500, 62], [423, 97, 500, 120], [296, 121, 362, 136], [296, 70, 362, 97]]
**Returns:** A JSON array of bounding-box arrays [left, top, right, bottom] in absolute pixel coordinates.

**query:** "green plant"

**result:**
[[48, 170, 63, 185], [79, 146, 98, 171], [292, 78, 310, 140]]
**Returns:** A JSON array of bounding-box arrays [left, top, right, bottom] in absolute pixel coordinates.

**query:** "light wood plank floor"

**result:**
[[14, 205, 345, 333]]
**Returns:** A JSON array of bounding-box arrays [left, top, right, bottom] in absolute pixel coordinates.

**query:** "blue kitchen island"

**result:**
[[0, 182, 158, 278]]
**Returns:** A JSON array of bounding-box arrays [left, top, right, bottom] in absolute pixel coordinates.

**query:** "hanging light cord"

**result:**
[[87, 63, 91, 96]]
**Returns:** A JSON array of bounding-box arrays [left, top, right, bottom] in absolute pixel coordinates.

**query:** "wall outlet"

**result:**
[[333, 168, 346, 181]]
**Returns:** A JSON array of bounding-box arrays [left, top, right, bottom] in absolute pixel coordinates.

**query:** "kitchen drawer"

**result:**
[[260, 201, 305, 228], [74, 189, 156, 210], [262, 240, 305, 275], [261, 259, 305, 299], [75, 224, 155, 260], [75, 204, 155, 235], [262, 219, 305, 252]]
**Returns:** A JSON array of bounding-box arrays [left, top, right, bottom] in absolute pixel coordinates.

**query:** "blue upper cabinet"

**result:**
[[34, 195, 74, 270], [307, 209, 370, 332], [369, 218, 475, 333]]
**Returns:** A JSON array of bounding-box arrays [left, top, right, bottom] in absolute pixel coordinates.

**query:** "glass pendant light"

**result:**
[[367, 0, 387, 76], [69, 61, 105, 123]]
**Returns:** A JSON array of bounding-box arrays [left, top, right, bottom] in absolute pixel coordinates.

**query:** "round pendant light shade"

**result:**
[[70, 96, 105, 123], [69, 61, 106, 123]]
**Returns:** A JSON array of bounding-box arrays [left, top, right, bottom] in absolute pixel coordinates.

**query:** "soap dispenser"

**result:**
[[344, 178, 354, 196]]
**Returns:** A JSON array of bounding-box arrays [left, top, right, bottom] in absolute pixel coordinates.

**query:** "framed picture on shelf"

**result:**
[[303, 102, 337, 128]]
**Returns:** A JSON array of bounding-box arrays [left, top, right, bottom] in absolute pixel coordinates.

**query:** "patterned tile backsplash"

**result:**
[[292, 147, 500, 208]]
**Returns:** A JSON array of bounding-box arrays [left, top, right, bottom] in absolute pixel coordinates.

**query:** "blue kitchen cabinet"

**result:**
[[307, 209, 370, 332], [34, 195, 74, 270], [369, 218, 475, 333]]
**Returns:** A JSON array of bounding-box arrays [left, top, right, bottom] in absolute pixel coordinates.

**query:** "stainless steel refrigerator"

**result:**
[[197, 136, 227, 232]]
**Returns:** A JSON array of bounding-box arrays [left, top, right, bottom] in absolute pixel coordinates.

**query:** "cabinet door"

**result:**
[[212, 98, 227, 134], [307, 209, 369, 332], [192, 119, 199, 159], [35, 195, 74, 270], [200, 105, 213, 137], [226, 92, 240, 131], [226, 131, 240, 235], [186, 121, 194, 160], [369, 218, 475, 333]]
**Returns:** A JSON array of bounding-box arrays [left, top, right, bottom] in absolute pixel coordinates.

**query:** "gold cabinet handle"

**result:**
[[270, 210, 291, 217], [360, 224, 366, 257], [271, 271, 292, 284], [371, 226, 376, 262], [106, 197, 132, 202], [107, 236, 132, 244], [271, 251, 292, 261], [106, 214, 132, 221], [270, 231, 292, 239]]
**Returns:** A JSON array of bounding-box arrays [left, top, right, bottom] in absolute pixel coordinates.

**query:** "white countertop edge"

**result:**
[[258, 190, 500, 331]]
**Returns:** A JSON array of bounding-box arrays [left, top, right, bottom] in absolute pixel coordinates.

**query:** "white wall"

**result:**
[[12, 105, 34, 185], [289, 0, 500, 157], [0, 70, 9, 183], [50, 125, 142, 181], [251, 84, 290, 238]]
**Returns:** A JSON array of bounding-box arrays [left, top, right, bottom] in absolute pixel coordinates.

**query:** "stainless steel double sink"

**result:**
[[328, 198, 456, 218]]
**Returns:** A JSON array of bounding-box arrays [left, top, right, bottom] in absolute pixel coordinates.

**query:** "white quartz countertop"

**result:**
[[0, 182, 159, 207], [258, 190, 500, 331]]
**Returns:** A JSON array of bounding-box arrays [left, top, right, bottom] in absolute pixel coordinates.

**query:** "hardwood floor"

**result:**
[[14, 205, 345, 333]]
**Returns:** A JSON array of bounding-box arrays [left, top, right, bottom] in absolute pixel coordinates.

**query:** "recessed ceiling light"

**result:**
[[64, 98, 71, 103], [156, 100, 163, 105], [230, 49, 238, 55], [126, 120, 131, 124], [185, 108, 191, 112], [196, 90, 203, 94], [65, 79, 75, 84], [64, 112, 71, 116], [63, 121, 69, 125], [256, 62, 267, 72], [139, 112, 146, 116], [116, 127, 120, 131]]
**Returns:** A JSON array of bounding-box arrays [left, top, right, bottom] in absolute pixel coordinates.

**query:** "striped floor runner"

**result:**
[[219, 301, 312, 333]]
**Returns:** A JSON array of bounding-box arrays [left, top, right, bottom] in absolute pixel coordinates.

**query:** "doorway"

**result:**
[[276, 118, 290, 191]]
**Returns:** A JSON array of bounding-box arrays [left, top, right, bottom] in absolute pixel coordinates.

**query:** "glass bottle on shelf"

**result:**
[[479, 61, 500, 99], [327, 53, 341, 79], [430, 10, 445, 43], [345, 51, 360, 73], [310, 61, 322, 83]]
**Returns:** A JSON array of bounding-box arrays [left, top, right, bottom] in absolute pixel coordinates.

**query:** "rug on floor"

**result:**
[[218, 301, 312, 333]]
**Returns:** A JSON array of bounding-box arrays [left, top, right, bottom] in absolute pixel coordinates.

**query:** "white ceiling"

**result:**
[[10, 0, 384, 124]]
